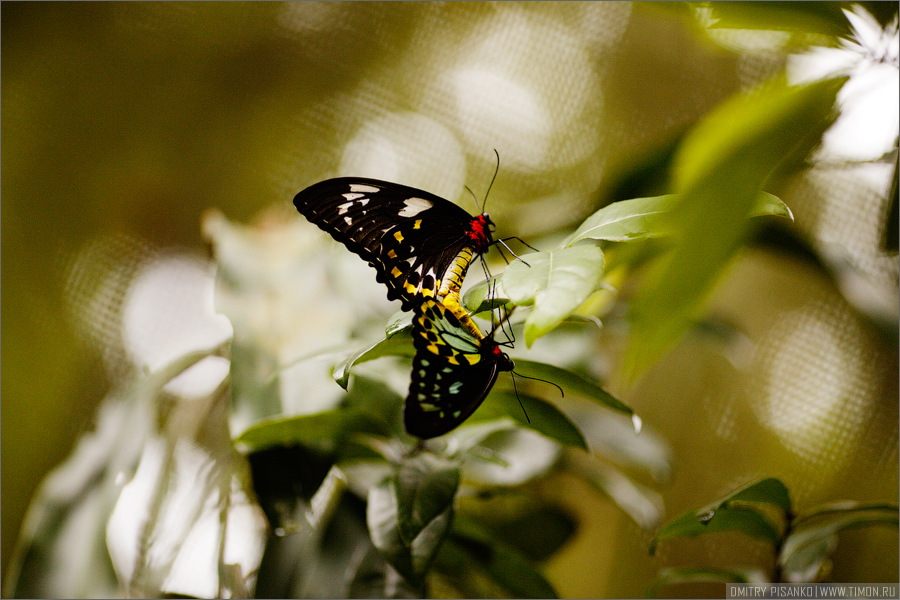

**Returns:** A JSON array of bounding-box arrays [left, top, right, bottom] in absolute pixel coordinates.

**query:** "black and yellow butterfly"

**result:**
[[405, 297, 514, 439], [293, 178, 498, 337]]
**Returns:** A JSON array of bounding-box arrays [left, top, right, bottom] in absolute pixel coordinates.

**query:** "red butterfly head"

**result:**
[[468, 213, 496, 251], [486, 339, 515, 372]]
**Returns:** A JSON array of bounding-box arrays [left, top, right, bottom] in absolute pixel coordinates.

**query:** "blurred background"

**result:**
[[3, 2, 897, 597]]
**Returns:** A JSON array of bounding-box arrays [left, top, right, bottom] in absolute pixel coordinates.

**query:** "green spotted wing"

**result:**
[[405, 298, 514, 439]]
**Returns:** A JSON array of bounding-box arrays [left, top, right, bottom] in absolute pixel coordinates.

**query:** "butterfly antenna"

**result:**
[[464, 185, 479, 213], [479, 149, 536, 269], [512, 372, 565, 398], [481, 149, 501, 213], [510, 372, 531, 424]]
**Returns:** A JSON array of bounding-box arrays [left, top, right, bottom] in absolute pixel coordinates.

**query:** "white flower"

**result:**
[[788, 6, 899, 162]]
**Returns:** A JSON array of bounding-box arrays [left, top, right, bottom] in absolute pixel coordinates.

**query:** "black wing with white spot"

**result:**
[[293, 177, 495, 311], [404, 298, 514, 439]]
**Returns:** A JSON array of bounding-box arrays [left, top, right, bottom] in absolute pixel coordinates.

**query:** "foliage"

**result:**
[[6, 1, 892, 597], [225, 149, 797, 595], [650, 478, 899, 593], [4, 74, 825, 596]]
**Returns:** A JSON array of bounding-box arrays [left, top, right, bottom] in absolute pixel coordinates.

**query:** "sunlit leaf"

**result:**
[[236, 410, 367, 451], [462, 277, 508, 314], [502, 246, 605, 346], [564, 192, 791, 247], [749, 192, 793, 220], [624, 76, 846, 381], [332, 333, 416, 390], [565, 196, 677, 246], [571, 411, 671, 481], [780, 532, 839, 583], [385, 311, 413, 338], [444, 419, 519, 456]]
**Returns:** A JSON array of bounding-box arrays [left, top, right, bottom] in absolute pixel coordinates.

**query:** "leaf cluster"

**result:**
[[649, 478, 899, 593]]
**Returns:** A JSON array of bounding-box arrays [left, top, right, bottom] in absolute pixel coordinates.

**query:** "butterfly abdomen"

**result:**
[[433, 246, 487, 339]]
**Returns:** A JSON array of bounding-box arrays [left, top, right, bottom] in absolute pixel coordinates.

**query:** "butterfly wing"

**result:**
[[294, 178, 483, 310], [404, 299, 513, 439]]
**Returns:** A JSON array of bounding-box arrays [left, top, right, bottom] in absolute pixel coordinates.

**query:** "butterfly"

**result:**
[[293, 178, 499, 337], [405, 297, 514, 439]]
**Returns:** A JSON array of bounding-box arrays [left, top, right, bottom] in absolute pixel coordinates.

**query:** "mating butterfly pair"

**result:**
[[293, 177, 513, 439]]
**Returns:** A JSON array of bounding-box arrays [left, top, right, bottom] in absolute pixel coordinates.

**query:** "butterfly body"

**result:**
[[405, 298, 514, 439], [294, 178, 495, 337]]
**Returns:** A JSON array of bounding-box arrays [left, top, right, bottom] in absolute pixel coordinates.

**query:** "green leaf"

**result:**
[[441, 420, 517, 458], [651, 505, 782, 553], [307, 465, 349, 529], [512, 359, 633, 416], [567, 455, 663, 530], [236, 410, 362, 451], [780, 532, 839, 583], [235, 377, 402, 451], [564, 195, 678, 245], [367, 456, 459, 583], [724, 478, 792, 517], [458, 427, 561, 486], [444, 518, 559, 599], [651, 478, 793, 552], [385, 311, 413, 338], [332, 333, 416, 390], [395, 454, 460, 548], [779, 503, 899, 582], [704, 2, 854, 37], [502, 246, 605, 346], [624, 76, 846, 381], [462, 277, 509, 314], [649, 566, 769, 597], [467, 506, 577, 562], [749, 192, 793, 220], [367, 477, 416, 582], [564, 192, 791, 247], [467, 390, 587, 450]]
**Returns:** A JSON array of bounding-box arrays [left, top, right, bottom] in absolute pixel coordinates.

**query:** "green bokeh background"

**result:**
[[3, 3, 897, 596]]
